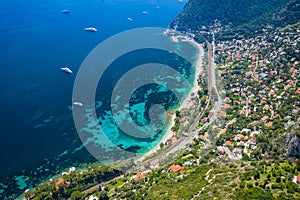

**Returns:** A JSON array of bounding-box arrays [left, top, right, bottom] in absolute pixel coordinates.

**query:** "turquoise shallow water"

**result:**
[[0, 0, 192, 198]]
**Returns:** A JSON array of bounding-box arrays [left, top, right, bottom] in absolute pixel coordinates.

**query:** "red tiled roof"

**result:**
[[236, 134, 245, 140], [267, 122, 273, 128], [224, 104, 231, 109], [220, 129, 227, 134], [55, 178, 70, 190], [262, 116, 269, 121], [225, 141, 233, 146], [205, 143, 213, 149], [170, 165, 184, 173], [250, 137, 256, 144], [133, 171, 150, 181]]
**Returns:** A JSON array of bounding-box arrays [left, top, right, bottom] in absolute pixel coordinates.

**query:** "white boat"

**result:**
[[61, 9, 70, 14], [127, 17, 133, 21], [61, 67, 73, 74], [84, 27, 98, 32], [73, 101, 83, 107], [141, 11, 148, 14]]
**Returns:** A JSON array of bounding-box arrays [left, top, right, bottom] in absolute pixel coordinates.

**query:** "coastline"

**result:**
[[136, 35, 204, 163]]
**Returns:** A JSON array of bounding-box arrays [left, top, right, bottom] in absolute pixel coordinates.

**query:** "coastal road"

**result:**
[[135, 33, 223, 169]]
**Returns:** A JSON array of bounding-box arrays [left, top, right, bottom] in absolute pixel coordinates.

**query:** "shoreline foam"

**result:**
[[137, 35, 204, 163]]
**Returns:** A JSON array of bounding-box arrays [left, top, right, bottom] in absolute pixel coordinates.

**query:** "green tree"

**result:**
[[70, 191, 83, 200]]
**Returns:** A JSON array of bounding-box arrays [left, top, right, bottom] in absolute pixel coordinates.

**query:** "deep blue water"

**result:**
[[0, 0, 189, 198]]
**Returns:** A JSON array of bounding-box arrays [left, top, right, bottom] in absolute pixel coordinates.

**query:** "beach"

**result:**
[[136, 35, 204, 163]]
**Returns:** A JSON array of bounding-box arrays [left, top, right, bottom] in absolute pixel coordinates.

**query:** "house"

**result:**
[[201, 117, 208, 123], [267, 122, 273, 128], [205, 143, 213, 149], [297, 174, 300, 184], [262, 116, 269, 121], [220, 129, 227, 135], [263, 105, 270, 110], [132, 170, 151, 181], [219, 110, 227, 117], [250, 137, 256, 145], [239, 110, 246, 115], [235, 134, 245, 141], [224, 141, 233, 147], [227, 118, 236, 126], [217, 146, 226, 155], [237, 141, 245, 147], [170, 165, 184, 173], [225, 97, 231, 102], [199, 135, 206, 141], [224, 104, 231, 109], [55, 178, 70, 190]]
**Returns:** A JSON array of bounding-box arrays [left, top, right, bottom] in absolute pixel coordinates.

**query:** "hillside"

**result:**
[[171, 0, 300, 40]]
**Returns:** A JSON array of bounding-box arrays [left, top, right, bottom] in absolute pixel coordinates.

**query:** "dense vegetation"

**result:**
[[25, 165, 120, 200], [171, 0, 300, 40], [106, 149, 300, 199]]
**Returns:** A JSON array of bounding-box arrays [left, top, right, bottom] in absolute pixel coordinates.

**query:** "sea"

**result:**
[[0, 0, 194, 198]]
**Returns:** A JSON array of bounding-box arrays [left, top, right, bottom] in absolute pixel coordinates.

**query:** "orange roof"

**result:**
[[170, 164, 183, 173], [297, 174, 300, 183], [225, 141, 233, 146], [267, 122, 273, 128], [239, 110, 246, 115], [55, 178, 65, 190], [228, 119, 236, 125], [220, 129, 227, 134], [219, 111, 226, 117], [261, 99, 267, 104], [290, 68, 296, 73], [262, 116, 269, 121], [224, 104, 231, 109], [199, 135, 206, 140], [246, 72, 252, 77], [250, 137, 256, 144], [190, 140, 196, 145], [205, 143, 213, 149], [201, 117, 208, 123], [236, 134, 245, 140], [133, 171, 150, 181]]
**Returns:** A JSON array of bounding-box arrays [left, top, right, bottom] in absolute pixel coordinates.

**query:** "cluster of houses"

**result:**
[[209, 23, 300, 160], [216, 129, 260, 160], [131, 164, 185, 183]]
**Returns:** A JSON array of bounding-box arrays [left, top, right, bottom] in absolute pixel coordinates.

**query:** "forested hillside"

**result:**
[[171, 0, 300, 39]]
